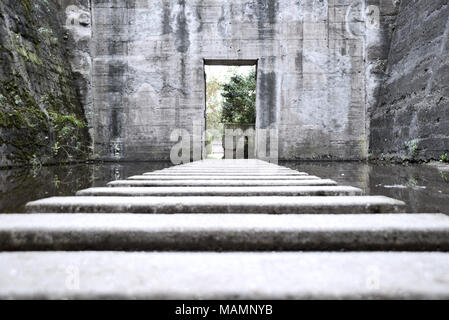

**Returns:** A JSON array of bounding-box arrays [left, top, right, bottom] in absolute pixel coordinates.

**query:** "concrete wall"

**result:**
[[59, 0, 395, 161], [0, 0, 90, 167], [370, 0, 449, 161], [4, 1, 446, 164], [59, 0, 95, 148]]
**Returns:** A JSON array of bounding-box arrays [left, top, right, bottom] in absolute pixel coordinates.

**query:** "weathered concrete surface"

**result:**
[[76, 186, 363, 197], [25, 196, 406, 214], [1, 0, 444, 163], [1, 251, 449, 299], [107, 179, 338, 187], [0, 0, 90, 166], [126, 175, 321, 180], [75, 0, 395, 161], [146, 164, 305, 174], [173, 160, 300, 170], [144, 171, 308, 176], [1, 213, 449, 251], [371, 0, 449, 161], [182, 159, 279, 165], [11, 160, 442, 299], [59, 0, 95, 144]]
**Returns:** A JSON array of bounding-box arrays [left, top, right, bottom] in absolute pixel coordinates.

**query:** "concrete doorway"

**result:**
[[204, 60, 257, 160]]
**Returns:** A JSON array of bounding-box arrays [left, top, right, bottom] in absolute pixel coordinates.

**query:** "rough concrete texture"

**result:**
[[2, 1, 446, 163], [144, 171, 308, 175], [59, 0, 95, 144], [63, 0, 398, 161], [146, 164, 306, 174], [12, 160, 442, 299], [76, 185, 363, 196], [2, 251, 449, 299], [107, 178, 338, 187], [25, 195, 406, 214], [0, 0, 90, 166], [126, 174, 321, 180], [370, 0, 449, 161], [1, 213, 449, 251], [181, 159, 281, 165]]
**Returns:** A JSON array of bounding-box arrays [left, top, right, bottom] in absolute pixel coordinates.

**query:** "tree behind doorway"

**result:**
[[221, 70, 256, 125]]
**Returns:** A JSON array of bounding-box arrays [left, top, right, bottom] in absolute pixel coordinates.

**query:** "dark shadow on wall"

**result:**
[[370, 0, 449, 161]]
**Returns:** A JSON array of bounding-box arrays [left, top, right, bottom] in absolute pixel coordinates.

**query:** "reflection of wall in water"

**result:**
[[0, 162, 173, 213], [282, 162, 449, 215]]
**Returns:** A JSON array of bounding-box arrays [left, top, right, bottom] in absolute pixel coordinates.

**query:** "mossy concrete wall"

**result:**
[[0, 0, 90, 167], [370, 0, 449, 161], [2, 0, 447, 164]]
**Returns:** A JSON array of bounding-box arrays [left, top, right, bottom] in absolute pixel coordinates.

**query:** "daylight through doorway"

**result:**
[[204, 64, 257, 159]]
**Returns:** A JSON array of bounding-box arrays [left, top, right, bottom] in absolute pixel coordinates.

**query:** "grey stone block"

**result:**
[[145, 171, 307, 176], [107, 179, 338, 187], [25, 196, 406, 214], [126, 175, 322, 181], [1, 251, 449, 299], [76, 186, 363, 197], [0, 214, 448, 252]]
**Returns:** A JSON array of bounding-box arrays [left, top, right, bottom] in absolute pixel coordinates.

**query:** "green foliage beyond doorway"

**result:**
[[205, 66, 256, 159], [221, 70, 256, 124]]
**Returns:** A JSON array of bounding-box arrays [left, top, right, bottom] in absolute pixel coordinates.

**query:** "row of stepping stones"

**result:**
[[1, 160, 449, 299]]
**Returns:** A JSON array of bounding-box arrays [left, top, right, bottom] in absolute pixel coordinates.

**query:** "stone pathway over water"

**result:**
[[1, 160, 449, 299]]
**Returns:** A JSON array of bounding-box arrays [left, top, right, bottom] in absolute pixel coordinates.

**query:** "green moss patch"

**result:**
[[0, 81, 89, 164]]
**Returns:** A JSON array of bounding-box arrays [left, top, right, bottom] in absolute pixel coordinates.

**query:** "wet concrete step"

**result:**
[[158, 162, 295, 167], [107, 179, 338, 187], [76, 186, 363, 197], [181, 159, 274, 165], [1, 214, 448, 252], [144, 171, 308, 176], [175, 165, 291, 170], [126, 175, 322, 181], [155, 167, 300, 171], [155, 166, 301, 171], [1, 251, 449, 299], [25, 196, 406, 214]]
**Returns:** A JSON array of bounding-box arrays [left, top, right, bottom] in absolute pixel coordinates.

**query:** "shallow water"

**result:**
[[0, 161, 448, 214], [0, 162, 172, 213], [281, 161, 449, 214]]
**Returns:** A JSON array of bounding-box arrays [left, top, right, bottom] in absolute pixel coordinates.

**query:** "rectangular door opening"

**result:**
[[204, 60, 257, 159]]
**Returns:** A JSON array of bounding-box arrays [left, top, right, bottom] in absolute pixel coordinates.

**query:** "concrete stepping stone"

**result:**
[[156, 166, 300, 171], [1, 214, 448, 252], [107, 179, 338, 187], [158, 166, 301, 173], [148, 172, 307, 176], [1, 251, 449, 299], [144, 171, 307, 176], [187, 164, 283, 167], [177, 165, 287, 170], [126, 175, 322, 181], [25, 196, 406, 214], [9, 159, 425, 300], [76, 186, 363, 197], [155, 169, 302, 171]]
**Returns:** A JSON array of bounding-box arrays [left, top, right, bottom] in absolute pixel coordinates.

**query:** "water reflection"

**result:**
[[0, 162, 172, 213], [281, 161, 449, 214], [0, 161, 448, 214]]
